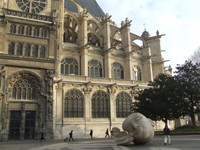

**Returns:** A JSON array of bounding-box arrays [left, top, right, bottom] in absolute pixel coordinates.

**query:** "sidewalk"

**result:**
[[1, 135, 200, 150]]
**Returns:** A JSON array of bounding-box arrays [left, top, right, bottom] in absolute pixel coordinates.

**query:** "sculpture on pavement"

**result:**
[[112, 113, 154, 145]]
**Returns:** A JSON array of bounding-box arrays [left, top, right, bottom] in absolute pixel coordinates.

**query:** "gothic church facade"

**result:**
[[0, 0, 170, 140]]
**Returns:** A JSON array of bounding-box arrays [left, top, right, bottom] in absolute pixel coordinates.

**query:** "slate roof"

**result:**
[[64, 0, 105, 18]]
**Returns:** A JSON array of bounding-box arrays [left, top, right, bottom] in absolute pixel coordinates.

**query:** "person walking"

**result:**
[[69, 130, 74, 142], [90, 129, 93, 139], [163, 124, 171, 145], [40, 131, 46, 142], [105, 128, 110, 138]]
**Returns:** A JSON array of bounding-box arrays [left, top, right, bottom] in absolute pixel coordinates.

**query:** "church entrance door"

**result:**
[[24, 111, 36, 139]]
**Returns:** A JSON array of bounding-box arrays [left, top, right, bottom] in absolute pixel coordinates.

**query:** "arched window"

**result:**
[[88, 60, 102, 77], [12, 79, 37, 100], [40, 46, 45, 58], [133, 66, 141, 81], [60, 58, 78, 75], [41, 29, 47, 38], [116, 92, 132, 118], [34, 28, 40, 37], [8, 43, 15, 55], [25, 45, 30, 56], [92, 90, 110, 118], [16, 43, 23, 56], [26, 26, 32, 36], [32, 45, 38, 57], [10, 24, 16, 34], [18, 25, 24, 35], [64, 89, 84, 118], [112, 63, 124, 79]]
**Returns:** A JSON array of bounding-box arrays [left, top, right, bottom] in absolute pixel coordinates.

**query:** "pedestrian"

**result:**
[[90, 129, 93, 139], [69, 130, 74, 142], [105, 128, 110, 138], [40, 131, 46, 142], [163, 124, 171, 145]]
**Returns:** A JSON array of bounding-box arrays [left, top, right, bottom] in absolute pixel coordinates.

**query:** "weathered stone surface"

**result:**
[[122, 113, 154, 144]]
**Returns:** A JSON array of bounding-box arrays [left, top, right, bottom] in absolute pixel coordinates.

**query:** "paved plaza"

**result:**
[[0, 135, 200, 150]]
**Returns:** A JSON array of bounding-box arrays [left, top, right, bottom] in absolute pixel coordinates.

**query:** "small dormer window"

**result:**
[[15, 0, 47, 14]]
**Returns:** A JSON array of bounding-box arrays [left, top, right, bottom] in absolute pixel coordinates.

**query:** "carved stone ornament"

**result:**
[[108, 86, 116, 95]]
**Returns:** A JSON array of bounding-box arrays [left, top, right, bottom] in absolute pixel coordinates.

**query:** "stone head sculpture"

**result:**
[[122, 113, 154, 144]]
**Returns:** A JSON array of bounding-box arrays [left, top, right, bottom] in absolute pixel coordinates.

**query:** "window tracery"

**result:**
[[15, 0, 47, 14], [12, 79, 37, 100], [92, 90, 110, 118], [60, 58, 78, 75], [64, 89, 84, 118], [88, 60, 102, 77], [116, 92, 131, 118], [112, 63, 124, 79]]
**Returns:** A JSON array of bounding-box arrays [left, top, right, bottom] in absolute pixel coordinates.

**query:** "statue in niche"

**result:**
[[112, 113, 154, 145]]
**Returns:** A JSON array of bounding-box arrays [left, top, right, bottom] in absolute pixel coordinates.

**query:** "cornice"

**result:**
[[0, 54, 56, 63]]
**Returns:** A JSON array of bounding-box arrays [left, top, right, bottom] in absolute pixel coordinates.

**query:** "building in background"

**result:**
[[0, 0, 171, 141]]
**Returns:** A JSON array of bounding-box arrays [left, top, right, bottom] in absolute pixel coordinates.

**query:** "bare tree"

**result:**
[[188, 47, 200, 64]]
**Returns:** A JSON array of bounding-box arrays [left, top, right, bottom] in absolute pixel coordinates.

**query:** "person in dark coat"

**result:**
[[69, 130, 74, 142], [105, 128, 110, 138], [40, 131, 46, 142], [163, 125, 171, 145], [90, 129, 93, 139]]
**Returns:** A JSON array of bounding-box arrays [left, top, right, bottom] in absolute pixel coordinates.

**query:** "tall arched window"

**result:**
[[26, 26, 32, 36], [64, 89, 84, 118], [18, 25, 24, 35], [12, 79, 37, 100], [32, 45, 38, 57], [8, 43, 15, 55], [16, 43, 23, 55], [40, 46, 45, 58], [133, 66, 141, 81], [112, 63, 124, 79], [34, 28, 40, 37], [41, 29, 47, 38], [88, 60, 102, 77], [60, 58, 78, 75], [92, 90, 110, 118], [116, 92, 132, 118], [25, 45, 30, 56], [10, 24, 16, 34]]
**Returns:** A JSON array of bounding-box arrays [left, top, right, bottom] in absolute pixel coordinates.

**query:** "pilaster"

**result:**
[[83, 83, 92, 121], [80, 46, 89, 76]]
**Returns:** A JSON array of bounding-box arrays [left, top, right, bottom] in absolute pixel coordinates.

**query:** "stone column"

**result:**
[[108, 85, 116, 130], [105, 51, 112, 78], [102, 13, 111, 50], [80, 47, 89, 76], [79, 9, 89, 46], [120, 18, 132, 80], [142, 46, 153, 82]]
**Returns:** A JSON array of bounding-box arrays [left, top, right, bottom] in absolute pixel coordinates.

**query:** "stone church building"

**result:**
[[0, 0, 171, 140]]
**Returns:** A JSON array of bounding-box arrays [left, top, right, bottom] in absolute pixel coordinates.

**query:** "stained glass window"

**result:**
[[25, 45, 30, 56], [32, 45, 38, 57], [10, 24, 16, 34], [116, 92, 131, 118], [40, 46, 45, 58], [60, 58, 78, 75], [92, 91, 110, 118], [26, 26, 32, 36], [112, 63, 124, 79], [64, 89, 84, 118], [88, 60, 102, 77], [8, 43, 15, 55], [12, 79, 37, 100], [17, 43, 23, 56]]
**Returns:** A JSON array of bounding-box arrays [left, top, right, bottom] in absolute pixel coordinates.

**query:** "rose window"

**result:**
[[15, 0, 47, 14]]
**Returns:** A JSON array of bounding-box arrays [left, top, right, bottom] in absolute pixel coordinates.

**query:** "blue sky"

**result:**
[[96, 0, 200, 73]]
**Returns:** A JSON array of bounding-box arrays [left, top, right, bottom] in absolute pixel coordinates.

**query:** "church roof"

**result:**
[[64, 0, 105, 18]]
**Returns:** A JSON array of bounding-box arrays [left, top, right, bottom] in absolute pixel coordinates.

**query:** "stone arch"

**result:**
[[87, 32, 102, 46], [91, 90, 110, 118], [5, 70, 44, 100], [116, 91, 132, 118], [64, 88, 84, 118], [63, 14, 80, 43]]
